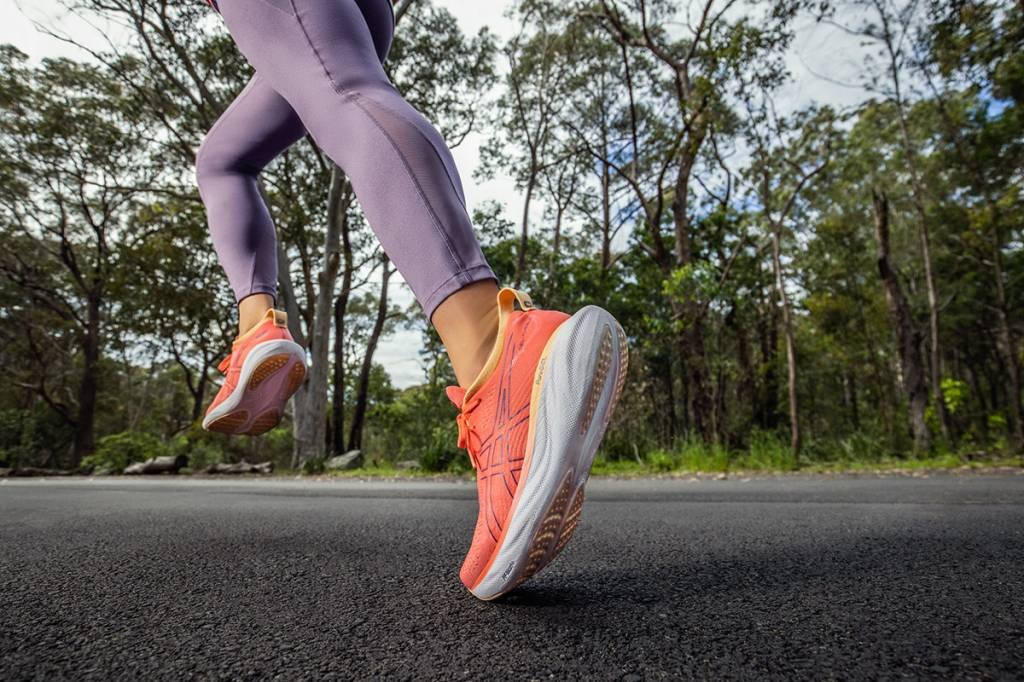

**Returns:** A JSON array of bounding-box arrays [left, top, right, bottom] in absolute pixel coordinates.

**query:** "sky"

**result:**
[[0, 0, 875, 388]]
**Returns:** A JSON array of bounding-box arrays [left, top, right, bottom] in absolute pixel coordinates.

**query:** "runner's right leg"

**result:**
[[195, 73, 308, 435]]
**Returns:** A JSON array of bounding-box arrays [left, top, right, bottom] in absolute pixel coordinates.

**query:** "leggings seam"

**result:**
[[349, 93, 468, 276], [286, 0, 467, 279], [424, 264, 494, 302], [289, 0, 337, 92], [354, 93, 468, 211]]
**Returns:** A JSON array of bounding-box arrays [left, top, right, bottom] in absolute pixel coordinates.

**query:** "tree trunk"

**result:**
[[989, 226, 1024, 451], [756, 266, 781, 430], [291, 166, 346, 467], [676, 321, 714, 442], [331, 208, 355, 455], [514, 171, 536, 289], [656, 353, 678, 444], [72, 293, 101, 464], [769, 225, 801, 458], [547, 203, 564, 287], [873, 190, 932, 451], [844, 371, 860, 432], [600, 160, 612, 272], [191, 374, 206, 425], [670, 140, 714, 442], [880, 13, 953, 443], [348, 256, 391, 452]]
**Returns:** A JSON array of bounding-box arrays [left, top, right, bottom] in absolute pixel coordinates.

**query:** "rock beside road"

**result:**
[[395, 459, 421, 471], [325, 450, 363, 471]]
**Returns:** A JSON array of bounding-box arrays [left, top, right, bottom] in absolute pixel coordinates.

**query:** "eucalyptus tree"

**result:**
[[845, 0, 955, 441], [480, 0, 579, 288], [917, 0, 1024, 450], [585, 0, 813, 442], [743, 104, 835, 457], [0, 48, 153, 462]]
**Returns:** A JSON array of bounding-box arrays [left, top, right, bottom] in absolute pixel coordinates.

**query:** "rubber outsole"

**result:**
[[470, 306, 628, 600], [203, 340, 307, 436]]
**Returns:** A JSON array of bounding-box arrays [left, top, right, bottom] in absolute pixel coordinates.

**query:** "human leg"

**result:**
[[195, 72, 306, 336]]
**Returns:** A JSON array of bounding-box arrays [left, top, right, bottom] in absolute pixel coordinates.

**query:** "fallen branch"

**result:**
[[123, 455, 189, 475], [203, 461, 274, 475]]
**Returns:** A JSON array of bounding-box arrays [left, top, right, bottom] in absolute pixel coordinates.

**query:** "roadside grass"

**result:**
[[280, 435, 1021, 479]]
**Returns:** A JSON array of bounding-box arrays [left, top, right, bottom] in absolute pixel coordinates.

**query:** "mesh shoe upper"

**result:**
[[446, 289, 568, 589]]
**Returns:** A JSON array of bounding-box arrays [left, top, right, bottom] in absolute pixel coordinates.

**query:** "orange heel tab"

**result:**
[[270, 309, 288, 328], [497, 287, 535, 313]]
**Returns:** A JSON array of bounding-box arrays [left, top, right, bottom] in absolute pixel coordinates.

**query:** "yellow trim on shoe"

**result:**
[[462, 288, 535, 403], [233, 308, 289, 347]]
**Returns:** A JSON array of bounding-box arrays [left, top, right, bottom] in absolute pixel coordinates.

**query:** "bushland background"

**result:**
[[0, 0, 1021, 475]]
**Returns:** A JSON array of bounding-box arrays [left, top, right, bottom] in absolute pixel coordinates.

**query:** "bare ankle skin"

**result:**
[[238, 293, 274, 337], [431, 280, 500, 387]]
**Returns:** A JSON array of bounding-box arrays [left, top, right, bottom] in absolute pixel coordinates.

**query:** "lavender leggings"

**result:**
[[195, 0, 496, 318]]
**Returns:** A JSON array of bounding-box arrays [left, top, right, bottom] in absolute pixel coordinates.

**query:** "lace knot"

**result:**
[[217, 354, 233, 374], [455, 397, 483, 468]]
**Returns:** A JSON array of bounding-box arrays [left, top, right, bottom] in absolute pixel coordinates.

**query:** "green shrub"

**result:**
[[446, 451, 473, 474], [646, 449, 675, 472], [83, 431, 168, 473], [743, 430, 797, 470], [167, 429, 225, 471], [419, 423, 462, 472], [677, 438, 730, 471], [0, 407, 75, 468], [302, 457, 325, 475]]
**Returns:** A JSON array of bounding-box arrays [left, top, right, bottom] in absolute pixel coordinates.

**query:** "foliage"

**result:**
[[82, 431, 169, 473], [0, 0, 1021, 474]]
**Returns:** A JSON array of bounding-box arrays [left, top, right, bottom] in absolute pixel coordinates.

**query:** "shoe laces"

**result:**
[[217, 354, 233, 374], [455, 395, 483, 469]]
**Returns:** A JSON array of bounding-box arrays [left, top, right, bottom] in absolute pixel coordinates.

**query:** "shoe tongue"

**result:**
[[445, 385, 466, 409]]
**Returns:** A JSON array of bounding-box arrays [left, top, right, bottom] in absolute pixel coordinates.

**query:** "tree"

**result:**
[[590, 0, 809, 442], [745, 105, 834, 457], [0, 48, 151, 463], [851, 0, 955, 441], [480, 0, 577, 288], [873, 189, 932, 450]]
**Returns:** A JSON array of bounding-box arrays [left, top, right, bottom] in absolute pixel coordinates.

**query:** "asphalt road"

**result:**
[[2, 474, 1023, 680]]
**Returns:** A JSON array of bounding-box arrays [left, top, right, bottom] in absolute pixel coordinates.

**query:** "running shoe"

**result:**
[[202, 308, 307, 436], [445, 287, 628, 600]]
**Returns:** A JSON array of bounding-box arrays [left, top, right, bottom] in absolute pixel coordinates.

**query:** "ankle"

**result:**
[[431, 280, 500, 387], [238, 293, 274, 338], [461, 312, 498, 385]]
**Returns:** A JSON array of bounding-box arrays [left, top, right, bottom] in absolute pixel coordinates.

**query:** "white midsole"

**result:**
[[471, 306, 624, 599], [201, 339, 306, 429]]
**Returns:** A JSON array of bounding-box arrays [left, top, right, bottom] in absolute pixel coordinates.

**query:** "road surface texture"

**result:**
[[2, 474, 1023, 680]]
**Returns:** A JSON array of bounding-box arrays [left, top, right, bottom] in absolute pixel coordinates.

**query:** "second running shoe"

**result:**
[[202, 308, 307, 436]]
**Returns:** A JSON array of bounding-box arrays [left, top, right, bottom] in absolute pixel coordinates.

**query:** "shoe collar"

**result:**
[[445, 287, 535, 410], [218, 308, 290, 374]]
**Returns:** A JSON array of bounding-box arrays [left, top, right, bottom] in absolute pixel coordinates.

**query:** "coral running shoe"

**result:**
[[445, 287, 628, 600], [202, 308, 307, 436]]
